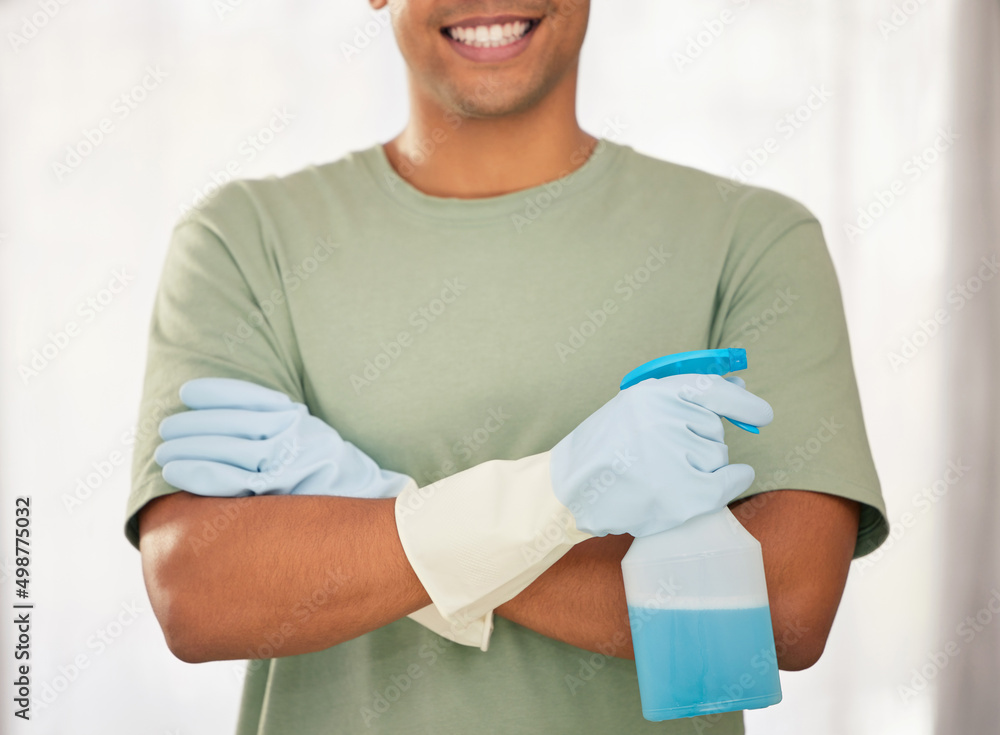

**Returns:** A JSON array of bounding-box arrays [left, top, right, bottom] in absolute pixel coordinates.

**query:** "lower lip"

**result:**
[[443, 21, 538, 63]]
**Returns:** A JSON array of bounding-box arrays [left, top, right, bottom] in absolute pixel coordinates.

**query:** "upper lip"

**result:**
[[442, 14, 540, 29]]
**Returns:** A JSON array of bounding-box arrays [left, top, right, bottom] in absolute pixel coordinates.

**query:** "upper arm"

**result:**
[[710, 193, 888, 557], [124, 188, 304, 550], [705, 195, 883, 669], [730, 489, 860, 670], [138, 491, 199, 561]]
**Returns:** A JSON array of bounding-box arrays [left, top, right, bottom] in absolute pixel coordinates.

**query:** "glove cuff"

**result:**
[[394, 451, 592, 624], [407, 606, 494, 651]]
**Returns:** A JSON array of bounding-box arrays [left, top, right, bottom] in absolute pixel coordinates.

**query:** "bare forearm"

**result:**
[[139, 492, 429, 663], [496, 534, 635, 659], [496, 490, 859, 672], [730, 490, 860, 671]]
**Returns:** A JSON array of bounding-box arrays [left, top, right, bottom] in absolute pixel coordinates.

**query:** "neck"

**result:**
[[383, 67, 597, 199]]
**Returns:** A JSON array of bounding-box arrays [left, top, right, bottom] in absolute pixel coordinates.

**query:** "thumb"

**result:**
[[712, 462, 756, 505]]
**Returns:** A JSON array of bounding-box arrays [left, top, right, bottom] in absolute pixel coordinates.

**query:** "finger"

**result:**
[[724, 375, 746, 389], [685, 439, 729, 473], [161, 460, 262, 497], [179, 378, 295, 411], [375, 470, 417, 499], [287, 449, 411, 499], [684, 410, 726, 443], [711, 462, 756, 505], [155, 435, 279, 472], [679, 376, 774, 428], [159, 408, 299, 441]]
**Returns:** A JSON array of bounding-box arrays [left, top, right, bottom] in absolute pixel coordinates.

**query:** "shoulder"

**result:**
[[617, 144, 819, 238], [172, 147, 375, 239]]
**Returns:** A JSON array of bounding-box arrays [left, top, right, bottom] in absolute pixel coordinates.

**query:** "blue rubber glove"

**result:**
[[154, 378, 413, 498], [549, 373, 773, 537]]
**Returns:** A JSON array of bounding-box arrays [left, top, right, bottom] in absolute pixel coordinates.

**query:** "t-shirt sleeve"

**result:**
[[124, 183, 304, 549], [709, 189, 889, 558]]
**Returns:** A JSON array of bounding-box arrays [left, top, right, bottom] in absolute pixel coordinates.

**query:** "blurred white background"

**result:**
[[1, 0, 993, 733]]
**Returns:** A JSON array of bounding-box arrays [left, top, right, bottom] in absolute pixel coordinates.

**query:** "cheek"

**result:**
[[388, 3, 427, 62], [549, 1, 590, 40]]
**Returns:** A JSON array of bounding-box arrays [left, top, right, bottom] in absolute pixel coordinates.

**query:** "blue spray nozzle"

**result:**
[[620, 348, 758, 434], [726, 347, 748, 372]]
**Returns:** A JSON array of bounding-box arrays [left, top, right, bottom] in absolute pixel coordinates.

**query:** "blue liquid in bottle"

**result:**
[[627, 606, 783, 720]]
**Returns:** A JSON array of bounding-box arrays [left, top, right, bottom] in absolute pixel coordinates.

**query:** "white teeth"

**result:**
[[447, 20, 532, 48]]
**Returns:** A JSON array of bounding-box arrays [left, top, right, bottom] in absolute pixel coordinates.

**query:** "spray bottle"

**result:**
[[619, 348, 782, 721]]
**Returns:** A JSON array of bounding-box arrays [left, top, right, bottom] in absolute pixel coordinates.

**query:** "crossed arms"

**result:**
[[139, 486, 858, 669]]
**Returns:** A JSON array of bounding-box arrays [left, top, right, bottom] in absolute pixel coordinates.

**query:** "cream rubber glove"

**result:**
[[394, 373, 773, 623]]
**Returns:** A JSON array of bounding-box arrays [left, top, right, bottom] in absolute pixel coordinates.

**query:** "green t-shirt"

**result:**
[[125, 139, 888, 735]]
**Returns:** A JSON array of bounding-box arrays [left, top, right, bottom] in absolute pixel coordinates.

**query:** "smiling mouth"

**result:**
[[441, 17, 541, 48]]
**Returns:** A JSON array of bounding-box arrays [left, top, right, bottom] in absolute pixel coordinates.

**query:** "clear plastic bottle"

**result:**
[[619, 349, 782, 721]]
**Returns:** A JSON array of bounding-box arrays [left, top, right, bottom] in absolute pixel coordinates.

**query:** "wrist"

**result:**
[[394, 452, 592, 622]]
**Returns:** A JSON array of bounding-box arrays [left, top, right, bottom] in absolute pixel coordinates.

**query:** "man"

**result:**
[[125, 1, 888, 733]]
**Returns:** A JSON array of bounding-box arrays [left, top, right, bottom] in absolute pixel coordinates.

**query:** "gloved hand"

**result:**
[[394, 373, 773, 622], [153, 377, 491, 651], [549, 373, 772, 537], [154, 378, 413, 499]]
